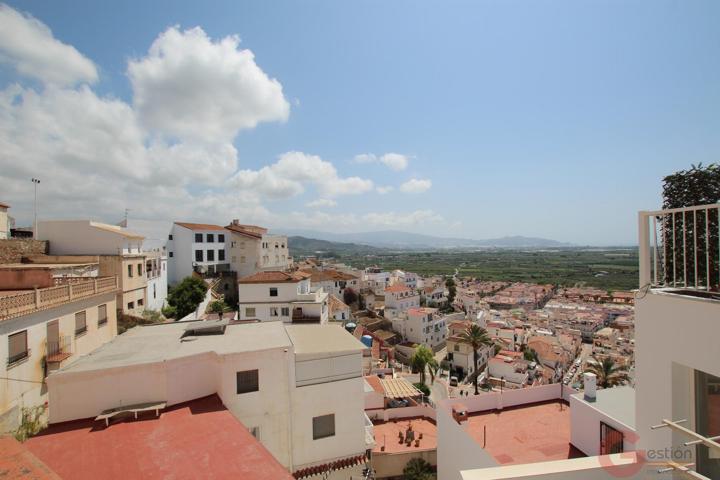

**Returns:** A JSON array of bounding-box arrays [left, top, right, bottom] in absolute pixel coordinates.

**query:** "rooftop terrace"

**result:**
[[465, 400, 583, 465], [372, 417, 437, 454]]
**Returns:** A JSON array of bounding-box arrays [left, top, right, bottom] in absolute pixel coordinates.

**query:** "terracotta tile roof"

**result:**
[[174, 222, 226, 231], [0, 436, 60, 479], [384, 284, 413, 293], [24, 395, 292, 480], [407, 307, 437, 316], [365, 375, 385, 394], [328, 294, 349, 315], [224, 223, 265, 239], [238, 270, 310, 284], [300, 268, 358, 282]]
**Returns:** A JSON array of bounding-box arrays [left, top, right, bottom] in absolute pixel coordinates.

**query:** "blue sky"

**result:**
[[1, 1, 718, 245]]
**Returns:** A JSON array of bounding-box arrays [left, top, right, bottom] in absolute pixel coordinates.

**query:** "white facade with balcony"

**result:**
[[238, 272, 329, 324]]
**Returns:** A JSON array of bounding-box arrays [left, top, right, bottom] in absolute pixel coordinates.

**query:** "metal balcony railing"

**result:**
[[639, 204, 720, 291], [46, 335, 73, 363]]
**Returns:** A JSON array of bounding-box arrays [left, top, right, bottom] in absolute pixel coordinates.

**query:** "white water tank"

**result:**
[[583, 372, 597, 402]]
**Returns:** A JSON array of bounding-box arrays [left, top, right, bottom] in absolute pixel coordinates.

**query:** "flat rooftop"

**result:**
[[285, 324, 365, 355], [25, 395, 292, 480], [572, 386, 636, 429], [57, 321, 292, 373], [466, 400, 584, 465], [372, 417, 437, 454], [0, 436, 60, 479]]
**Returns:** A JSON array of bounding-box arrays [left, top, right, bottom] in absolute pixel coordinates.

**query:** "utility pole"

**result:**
[[31, 178, 40, 239]]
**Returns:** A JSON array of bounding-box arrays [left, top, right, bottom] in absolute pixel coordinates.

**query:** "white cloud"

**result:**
[[305, 198, 337, 208], [128, 26, 290, 142], [0, 4, 97, 86], [231, 151, 374, 199], [376, 186, 394, 194], [399, 178, 432, 193], [353, 152, 409, 171]]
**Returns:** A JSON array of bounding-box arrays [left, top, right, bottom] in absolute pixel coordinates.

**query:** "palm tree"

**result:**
[[460, 324, 494, 395], [410, 345, 437, 386], [584, 356, 629, 388]]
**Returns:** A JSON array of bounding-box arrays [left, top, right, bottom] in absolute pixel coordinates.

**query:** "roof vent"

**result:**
[[182, 319, 228, 338]]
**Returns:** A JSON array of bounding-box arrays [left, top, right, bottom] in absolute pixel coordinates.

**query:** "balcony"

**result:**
[[46, 335, 73, 365], [292, 308, 321, 323], [0, 276, 119, 321], [639, 204, 720, 297]]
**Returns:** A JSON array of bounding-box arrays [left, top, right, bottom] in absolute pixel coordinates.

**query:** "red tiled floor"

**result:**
[[25, 395, 292, 480], [372, 417, 437, 454], [0, 436, 61, 479], [466, 400, 584, 465]]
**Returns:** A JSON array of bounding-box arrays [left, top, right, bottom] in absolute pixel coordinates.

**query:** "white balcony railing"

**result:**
[[639, 204, 720, 291]]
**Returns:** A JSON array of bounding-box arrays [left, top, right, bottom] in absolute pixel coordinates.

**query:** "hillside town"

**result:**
[[1, 202, 645, 480]]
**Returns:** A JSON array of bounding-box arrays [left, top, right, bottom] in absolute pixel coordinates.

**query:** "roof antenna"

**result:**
[[124, 208, 131, 225]]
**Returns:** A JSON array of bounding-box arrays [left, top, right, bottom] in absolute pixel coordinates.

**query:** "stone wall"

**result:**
[[0, 239, 48, 264]]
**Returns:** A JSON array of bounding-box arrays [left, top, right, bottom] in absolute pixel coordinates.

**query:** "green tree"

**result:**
[[584, 356, 630, 388], [167, 277, 208, 319], [523, 347, 540, 364], [207, 300, 226, 314], [343, 287, 358, 306], [459, 324, 494, 395], [403, 457, 435, 480], [410, 345, 437, 386]]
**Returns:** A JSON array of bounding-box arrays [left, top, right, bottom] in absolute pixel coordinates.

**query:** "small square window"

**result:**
[[218, 234, 225, 242], [207, 250, 215, 261], [218, 250, 225, 261], [169, 252, 174, 257], [313, 414, 335, 440], [236, 370, 259, 394], [245, 307, 256, 317], [195, 250, 203, 262], [168, 234, 173, 240], [270, 307, 279, 317], [269, 288, 278, 297], [195, 233, 203, 242], [281, 307, 290, 316], [8, 330, 29, 364], [128, 301, 134, 310], [207, 233, 214, 243]]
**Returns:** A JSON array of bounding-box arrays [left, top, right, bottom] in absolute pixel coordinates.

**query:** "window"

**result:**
[[245, 307, 256, 317], [231, 241, 237, 248], [695, 370, 720, 477], [98, 304, 108, 326], [240, 256, 246, 264], [127, 264, 133, 278], [218, 250, 225, 261], [236, 370, 259, 394], [207, 233, 215, 243], [600, 422, 624, 455], [270, 307, 279, 317], [218, 234, 225, 242], [169, 252, 174, 257], [128, 301, 134, 310], [153, 284, 157, 299], [8, 331, 28, 364], [269, 287, 278, 297], [195, 250, 203, 262], [138, 298, 144, 307], [281, 307, 290, 316], [137, 263, 142, 276], [313, 414, 335, 440], [195, 233, 203, 242], [232, 256, 237, 263], [75, 311, 87, 336], [168, 234, 173, 240], [207, 250, 215, 261]]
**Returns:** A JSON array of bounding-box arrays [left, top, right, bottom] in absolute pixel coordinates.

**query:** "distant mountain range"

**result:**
[[280, 229, 572, 251]]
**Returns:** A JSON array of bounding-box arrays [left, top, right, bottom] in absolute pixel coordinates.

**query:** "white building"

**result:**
[[391, 307, 447, 349], [363, 267, 391, 295], [0, 274, 119, 432], [487, 353, 530, 388], [237, 271, 329, 324], [391, 270, 419, 289], [120, 219, 170, 312], [0, 201, 9, 239], [301, 268, 360, 298], [384, 284, 420, 312], [328, 294, 352, 322], [46, 321, 372, 477], [167, 222, 230, 285], [226, 221, 292, 278]]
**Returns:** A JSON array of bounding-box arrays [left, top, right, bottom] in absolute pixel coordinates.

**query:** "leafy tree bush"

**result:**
[[661, 163, 720, 289], [14, 405, 46, 442], [413, 382, 431, 397], [403, 457, 435, 480], [343, 287, 358, 306], [207, 300, 226, 314], [167, 277, 208, 319]]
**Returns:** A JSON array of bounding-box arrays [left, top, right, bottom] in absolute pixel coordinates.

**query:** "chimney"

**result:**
[[583, 372, 597, 402], [232, 219, 239, 225]]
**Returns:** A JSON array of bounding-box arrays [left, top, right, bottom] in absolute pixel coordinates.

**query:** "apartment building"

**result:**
[[45, 321, 372, 477], [226, 220, 291, 278], [384, 284, 420, 312], [0, 270, 118, 432], [0, 202, 9, 239], [238, 271, 329, 324], [37, 220, 147, 316], [446, 320, 493, 379], [363, 267, 391, 295], [301, 268, 360, 298], [390, 269, 419, 289], [391, 307, 447, 350], [144, 250, 167, 311], [167, 222, 229, 285]]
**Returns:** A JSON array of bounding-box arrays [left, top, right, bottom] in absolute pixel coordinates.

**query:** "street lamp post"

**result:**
[[31, 178, 40, 239]]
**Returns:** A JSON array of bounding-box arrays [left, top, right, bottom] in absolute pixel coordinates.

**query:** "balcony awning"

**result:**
[[380, 377, 423, 398]]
